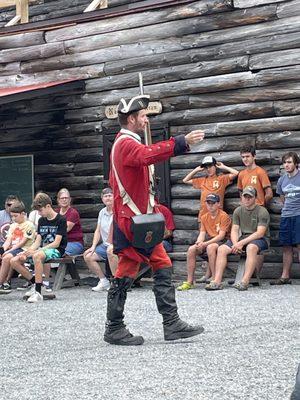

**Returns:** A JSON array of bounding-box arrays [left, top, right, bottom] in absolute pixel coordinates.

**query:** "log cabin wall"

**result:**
[[0, 0, 139, 27], [0, 0, 299, 279]]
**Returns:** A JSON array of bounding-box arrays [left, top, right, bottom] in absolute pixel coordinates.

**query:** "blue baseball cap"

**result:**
[[205, 194, 220, 203]]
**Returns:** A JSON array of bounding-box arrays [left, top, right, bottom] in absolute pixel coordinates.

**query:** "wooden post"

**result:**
[[16, 0, 29, 23], [84, 0, 108, 13]]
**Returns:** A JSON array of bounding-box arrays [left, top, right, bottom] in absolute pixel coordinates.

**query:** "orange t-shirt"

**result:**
[[192, 174, 232, 220], [200, 209, 231, 239], [237, 166, 271, 206]]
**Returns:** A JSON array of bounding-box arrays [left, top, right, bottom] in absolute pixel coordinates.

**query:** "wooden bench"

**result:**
[[50, 255, 83, 291], [169, 250, 269, 286]]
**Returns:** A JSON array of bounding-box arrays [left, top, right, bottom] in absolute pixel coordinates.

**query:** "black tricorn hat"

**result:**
[[117, 95, 150, 115]]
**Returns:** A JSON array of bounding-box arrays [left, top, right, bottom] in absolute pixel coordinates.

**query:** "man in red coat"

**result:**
[[104, 94, 205, 346]]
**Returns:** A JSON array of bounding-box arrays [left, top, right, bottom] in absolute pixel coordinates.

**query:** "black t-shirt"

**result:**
[[37, 213, 67, 256]]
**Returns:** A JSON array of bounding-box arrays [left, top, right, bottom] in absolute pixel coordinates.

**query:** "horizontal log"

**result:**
[[181, 16, 300, 50], [46, 0, 233, 42], [46, 189, 102, 205], [0, 64, 104, 87], [64, 106, 106, 123], [35, 163, 75, 178], [172, 261, 300, 280], [274, 100, 300, 117], [171, 197, 282, 216], [23, 29, 300, 75], [0, 61, 20, 75], [152, 101, 274, 126], [170, 165, 282, 183], [249, 48, 300, 70], [256, 131, 300, 149], [0, 111, 65, 129], [0, 31, 44, 49], [104, 31, 300, 77], [233, 0, 283, 7], [277, 0, 300, 19], [0, 42, 65, 63], [88, 56, 249, 92], [64, 6, 277, 55], [35, 175, 103, 192], [170, 115, 300, 138], [172, 213, 281, 230], [52, 135, 102, 150], [173, 228, 281, 246], [171, 148, 300, 168], [161, 81, 300, 111], [33, 147, 102, 164]]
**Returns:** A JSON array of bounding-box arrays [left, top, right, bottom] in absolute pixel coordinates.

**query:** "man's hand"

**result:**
[[23, 249, 36, 257], [84, 246, 96, 256], [216, 161, 225, 169], [185, 130, 205, 145], [231, 241, 244, 254], [196, 241, 205, 252]]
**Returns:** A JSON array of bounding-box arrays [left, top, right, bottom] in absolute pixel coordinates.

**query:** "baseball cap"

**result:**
[[201, 156, 217, 167], [205, 194, 220, 203], [242, 186, 257, 197]]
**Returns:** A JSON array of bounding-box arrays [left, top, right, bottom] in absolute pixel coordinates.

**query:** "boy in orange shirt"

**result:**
[[177, 194, 231, 291], [238, 145, 273, 206], [183, 156, 238, 220]]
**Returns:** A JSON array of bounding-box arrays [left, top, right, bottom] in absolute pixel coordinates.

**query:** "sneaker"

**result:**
[[177, 281, 194, 291], [27, 291, 43, 303], [3, 281, 11, 290], [25, 284, 35, 297], [43, 283, 53, 293], [17, 281, 32, 291], [0, 284, 12, 294], [92, 279, 110, 292]]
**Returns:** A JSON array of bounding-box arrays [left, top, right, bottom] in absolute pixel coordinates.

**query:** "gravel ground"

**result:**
[[1, 281, 299, 400]]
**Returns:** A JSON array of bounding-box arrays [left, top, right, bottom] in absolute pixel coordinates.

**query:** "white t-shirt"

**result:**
[[97, 207, 113, 246]]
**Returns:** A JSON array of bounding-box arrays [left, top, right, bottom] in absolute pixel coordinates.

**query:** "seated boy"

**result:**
[[0, 201, 36, 294], [177, 194, 231, 291], [206, 186, 270, 291], [9, 192, 67, 303]]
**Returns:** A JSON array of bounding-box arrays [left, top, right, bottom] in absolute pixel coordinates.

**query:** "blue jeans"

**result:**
[[65, 242, 84, 256], [95, 243, 108, 260]]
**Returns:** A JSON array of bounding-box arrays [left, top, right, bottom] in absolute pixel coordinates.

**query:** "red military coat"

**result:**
[[109, 128, 188, 262]]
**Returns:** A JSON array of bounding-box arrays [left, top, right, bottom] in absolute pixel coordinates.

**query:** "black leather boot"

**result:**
[[153, 268, 204, 341], [104, 277, 144, 346]]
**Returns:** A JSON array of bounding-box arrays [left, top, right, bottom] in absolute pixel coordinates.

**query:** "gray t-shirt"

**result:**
[[232, 205, 270, 238], [276, 170, 300, 217], [0, 209, 12, 243], [97, 207, 113, 246]]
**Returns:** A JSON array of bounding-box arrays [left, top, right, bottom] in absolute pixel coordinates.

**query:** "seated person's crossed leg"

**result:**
[[177, 194, 231, 291], [206, 186, 270, 291]]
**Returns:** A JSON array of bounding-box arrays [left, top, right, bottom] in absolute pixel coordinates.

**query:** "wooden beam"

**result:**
[[0, 0, 35, 7], [5, 14, 20, 26], [16, 0, 29, 23], [84, 0, 108, 13]]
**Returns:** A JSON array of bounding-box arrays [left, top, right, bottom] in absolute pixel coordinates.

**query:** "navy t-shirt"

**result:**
[[38, 213, 67, 256]]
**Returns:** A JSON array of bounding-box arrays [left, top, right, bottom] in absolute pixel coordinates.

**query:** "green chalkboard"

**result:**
[[0, 155, 34, 212]]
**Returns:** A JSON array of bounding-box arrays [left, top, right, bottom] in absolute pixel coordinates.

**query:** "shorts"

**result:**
[[162, 240, 173, 253], [6, 248, 23, 257], [225, 238, 269, 253], [40, 248, 61, 262], [279, 215, 300, 246], [95, 243, 108, 261], [65, 242, 84, 256]]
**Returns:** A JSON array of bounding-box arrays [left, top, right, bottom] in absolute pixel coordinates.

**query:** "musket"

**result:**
[[139, 72, 152, 146]]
